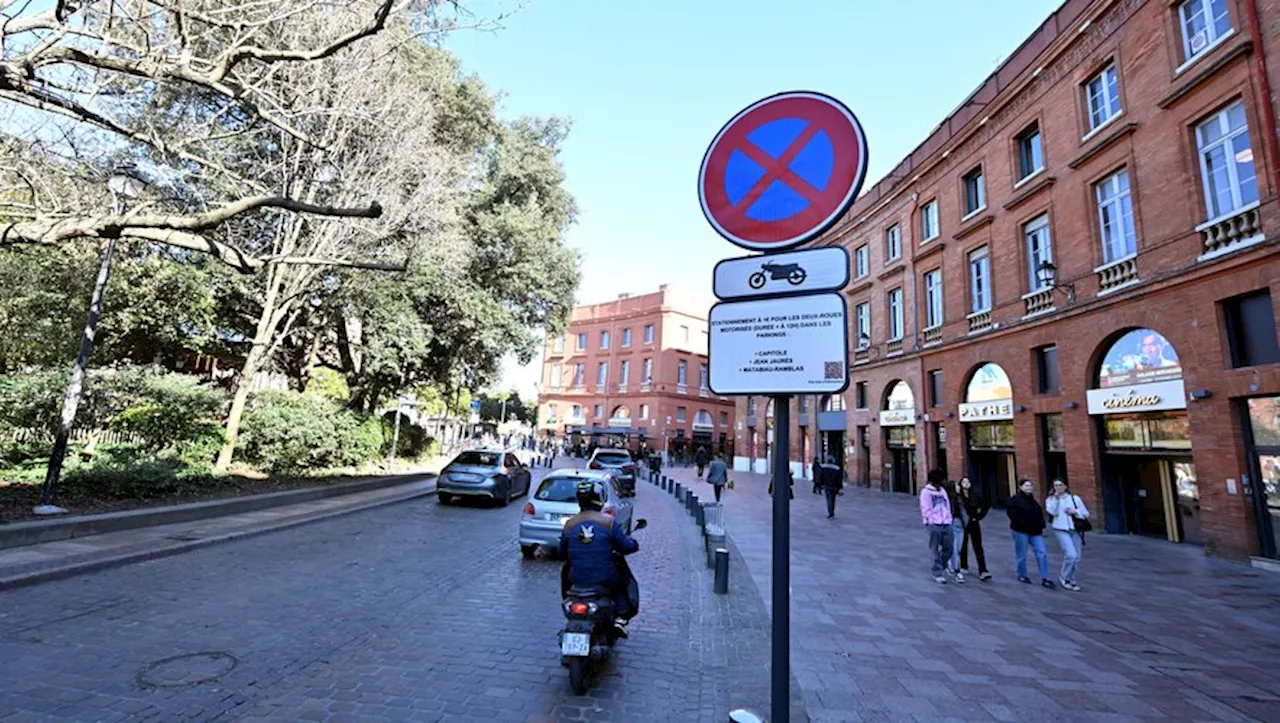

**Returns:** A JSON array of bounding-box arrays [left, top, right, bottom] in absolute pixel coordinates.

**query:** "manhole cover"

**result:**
[[137, 652, 237, 689]]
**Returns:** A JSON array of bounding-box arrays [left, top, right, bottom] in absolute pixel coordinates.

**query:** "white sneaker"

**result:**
[[934, 576, 947, 584], [956, 572, 966, 584]]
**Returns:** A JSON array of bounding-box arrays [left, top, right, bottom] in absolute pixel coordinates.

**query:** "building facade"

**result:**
[[538, 285, 736, 458], [734, 0, 1280, 562]]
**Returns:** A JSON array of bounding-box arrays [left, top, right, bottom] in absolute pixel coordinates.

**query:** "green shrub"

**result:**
[[61, 454, 211, 500], [110, 373, 225, 453], [239, 390, 385, 473]]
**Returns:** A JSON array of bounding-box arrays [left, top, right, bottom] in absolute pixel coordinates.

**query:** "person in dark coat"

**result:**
[[695, 446, 710, 478], [819, 457, 843, 518], [957, 477, 991, 581], [1007, 478, 1055, 589]]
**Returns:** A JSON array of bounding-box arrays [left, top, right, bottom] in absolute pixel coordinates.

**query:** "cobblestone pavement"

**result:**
[[662, 464, 1280, 723], [0, 462, 778, 722]]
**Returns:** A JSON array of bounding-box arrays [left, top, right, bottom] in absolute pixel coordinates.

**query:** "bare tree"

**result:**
[[0, 0, 486, 268]]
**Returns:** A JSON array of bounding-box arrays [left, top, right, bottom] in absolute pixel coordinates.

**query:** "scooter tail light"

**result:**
[[569, 601, 589, 615], [522, 502, 536, 516]]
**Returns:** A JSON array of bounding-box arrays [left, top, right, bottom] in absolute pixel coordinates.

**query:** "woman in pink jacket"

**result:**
[[920, 469, 954, 584]]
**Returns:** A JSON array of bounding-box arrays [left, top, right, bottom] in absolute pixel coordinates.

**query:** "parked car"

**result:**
[[587, 448, 637, 496], [437, 448, 532, 506], [518, 470, 635, 559]]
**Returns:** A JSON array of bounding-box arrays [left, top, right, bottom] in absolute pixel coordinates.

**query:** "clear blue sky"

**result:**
[[446, 0, 1063, 395]]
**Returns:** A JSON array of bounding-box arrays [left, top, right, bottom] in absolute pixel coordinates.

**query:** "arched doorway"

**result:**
[[692, 410, 714, 455], [817, 394, 847, 476], [960, 362, 1017, 507], [1087, 328, 1199, 543], [879, 381, 917, 494]]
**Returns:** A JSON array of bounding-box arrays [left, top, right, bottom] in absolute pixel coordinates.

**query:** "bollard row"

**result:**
[[648, 469, 730, 596]]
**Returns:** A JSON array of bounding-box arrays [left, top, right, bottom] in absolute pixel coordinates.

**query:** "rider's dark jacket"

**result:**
[[559, 510, 639, 587]]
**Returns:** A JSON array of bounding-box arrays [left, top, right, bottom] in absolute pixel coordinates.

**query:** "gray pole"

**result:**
[[771, 394, 792, 723]]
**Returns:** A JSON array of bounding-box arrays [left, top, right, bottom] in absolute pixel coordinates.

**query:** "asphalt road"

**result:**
[[0, 467, 727, 722]]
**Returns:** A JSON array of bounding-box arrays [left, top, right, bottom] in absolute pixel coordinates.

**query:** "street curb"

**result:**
[[0, 473, 432, 550], [0, 481, 436, 592]]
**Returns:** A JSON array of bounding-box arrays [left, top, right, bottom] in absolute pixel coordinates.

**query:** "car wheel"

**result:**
[[521, 544, 537, 560], [437, 494, 450, 505], [503, 485, 513, 506]]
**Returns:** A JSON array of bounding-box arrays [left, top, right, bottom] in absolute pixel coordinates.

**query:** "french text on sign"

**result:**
[[708, 293, 849, 395], [712, 246, 850, 301], [698, 91, 868, 252]]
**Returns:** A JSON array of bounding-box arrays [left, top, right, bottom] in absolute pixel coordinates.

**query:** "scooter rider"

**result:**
[[559, 480, 640, 637]]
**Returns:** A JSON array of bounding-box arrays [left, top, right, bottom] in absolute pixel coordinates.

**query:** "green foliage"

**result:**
[[109, 373, 225, 453], [238, 390, 385, 473], [476, 391, 532, 423], [306, 368, 351, 401], [62, 448, 211, 500]]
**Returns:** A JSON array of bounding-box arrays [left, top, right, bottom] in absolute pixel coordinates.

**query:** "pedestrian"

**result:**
[[1007, 478, 1056, 589], [944, 477, 967, 583], [920, 469, 954, 584], [695, 446, 709, 478], [819, 457, 843, 518], [1045, 479, 1090, 591], [705, 453, 730, 502], [957, 477, 992, 581]]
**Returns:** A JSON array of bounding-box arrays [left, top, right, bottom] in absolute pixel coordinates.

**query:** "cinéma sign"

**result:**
[[707, 293, 849, 395]]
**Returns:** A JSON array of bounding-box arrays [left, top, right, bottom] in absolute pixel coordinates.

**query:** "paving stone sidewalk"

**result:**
[[0, 476, 438, 589], [662, 465, 1280, 723]]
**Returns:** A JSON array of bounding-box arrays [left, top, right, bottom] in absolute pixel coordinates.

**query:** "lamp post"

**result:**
[[1035, 260, 1077, 306], [35, 168, 144, 515]]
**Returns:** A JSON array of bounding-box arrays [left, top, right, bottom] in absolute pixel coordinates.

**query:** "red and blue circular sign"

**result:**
[[699, 91, 868, 252]]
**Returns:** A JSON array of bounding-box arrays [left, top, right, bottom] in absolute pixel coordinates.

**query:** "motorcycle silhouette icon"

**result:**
[[748, 262, 807, 290]]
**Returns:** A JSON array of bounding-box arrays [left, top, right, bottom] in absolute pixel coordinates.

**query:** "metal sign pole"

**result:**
[[771, 394, 791, 723]]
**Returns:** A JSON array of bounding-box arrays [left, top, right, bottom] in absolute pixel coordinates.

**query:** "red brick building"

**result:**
[[734, 0, 1280, 562], [537, 285, 736, 459]]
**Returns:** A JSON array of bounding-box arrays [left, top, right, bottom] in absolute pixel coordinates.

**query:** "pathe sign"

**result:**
[[879, 409, 916, 427], [959, 399, 1014, 422]]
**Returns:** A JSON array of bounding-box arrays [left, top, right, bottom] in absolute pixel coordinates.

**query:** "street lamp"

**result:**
[[1035, 260, 1077, 306], [34, 167, 144, 515]]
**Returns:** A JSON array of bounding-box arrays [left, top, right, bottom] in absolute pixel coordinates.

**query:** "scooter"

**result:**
[[558, 518, 646, 695]]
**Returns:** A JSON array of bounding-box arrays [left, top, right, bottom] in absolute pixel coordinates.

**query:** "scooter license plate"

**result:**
[[561, 632, 590, 657]]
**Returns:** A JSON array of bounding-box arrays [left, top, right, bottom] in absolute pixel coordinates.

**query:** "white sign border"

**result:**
[[712, 245, 851, 301]]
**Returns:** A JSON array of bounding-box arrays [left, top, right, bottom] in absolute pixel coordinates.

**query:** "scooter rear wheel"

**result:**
[[568, 657, 589, 695]]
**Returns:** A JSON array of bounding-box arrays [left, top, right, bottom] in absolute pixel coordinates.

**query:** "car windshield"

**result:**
[[536, 477, 591, 502], [452, 451, 500, 467], [594, 452, 631, 465]]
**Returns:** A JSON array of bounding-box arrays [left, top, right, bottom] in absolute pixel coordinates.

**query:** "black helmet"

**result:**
[[575, 480, 604, 511]]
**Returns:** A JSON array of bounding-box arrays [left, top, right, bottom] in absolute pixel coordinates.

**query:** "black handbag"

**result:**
[[1070, 495, 1092, 532]]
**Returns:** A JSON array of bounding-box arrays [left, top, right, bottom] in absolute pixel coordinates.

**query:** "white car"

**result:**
[[518, 470, 635, 559]]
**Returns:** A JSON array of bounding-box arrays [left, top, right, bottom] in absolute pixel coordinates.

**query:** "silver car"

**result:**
[[437, 449, 532, 506], [518, 470, 634, 559]]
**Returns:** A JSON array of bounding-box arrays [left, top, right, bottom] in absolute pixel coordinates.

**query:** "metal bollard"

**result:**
[[706, 525, 725, 568], [695, 501, 707, 529], [675, 482, 683, 500], [728, 709, 761, 722], [714, 548, 730, 594]]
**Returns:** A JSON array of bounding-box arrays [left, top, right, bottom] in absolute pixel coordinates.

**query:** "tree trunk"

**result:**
[[215, 267, 284, 471]]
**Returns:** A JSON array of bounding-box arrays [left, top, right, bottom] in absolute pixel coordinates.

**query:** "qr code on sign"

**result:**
[[824, 361, 842, 379]]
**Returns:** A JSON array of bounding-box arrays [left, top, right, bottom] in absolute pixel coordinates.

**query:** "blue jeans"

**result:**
[[1055, 530, 1082, 584], [948, 519, 965, 572], [1011, 531, 1049, 580], [927, 524, 954, 577]]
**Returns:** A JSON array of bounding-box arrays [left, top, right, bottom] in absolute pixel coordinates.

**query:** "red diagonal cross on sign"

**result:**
[[723, 123, 826, 224]]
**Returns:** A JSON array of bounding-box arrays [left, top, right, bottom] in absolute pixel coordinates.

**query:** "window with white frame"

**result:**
[[1085, 64, 1122, 131], [888, 288, 904, 340], [644, 324, 655, 343], [1095, 169, 1137, 264], [571, 404, 582, 420], [600, 330, 610, 349], [962, 167, 986, 215], [855, 302, 871, 345], [548, 403, 558, 421], [620, 360, 630, 385], [576, 333, 587, 350], [1179, 0, 1231, 63], [968, 246, 992, 313], [622, 328, 632, 347], [552, 335, 565, 353], [1017, 125, 1043, 180], [855, 244, 869, 278], [885, 225, 901, 262], [597, 361, 608, 384], [676, 407, 687, 423], [639, 404, 650, 420], [924, 270, 943, 328], [1024, 215, 1053, 291], [920, 200, 939, 241], [574, 364, 585, 387], [1196, 101, 1258, 220], [699, 363, 709, 389], [678, 360, 688, 385], [551, 363, 562, 387], [642, 357, 653, 382], [593, 404, 603, 418]]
